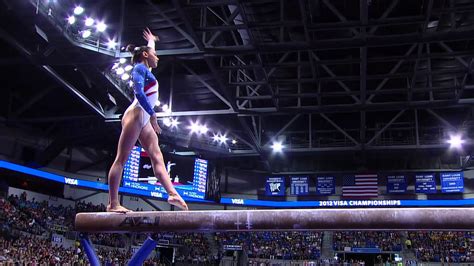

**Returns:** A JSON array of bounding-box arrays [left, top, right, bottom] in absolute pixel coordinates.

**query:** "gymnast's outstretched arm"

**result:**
[[144, 27, 158, 51]]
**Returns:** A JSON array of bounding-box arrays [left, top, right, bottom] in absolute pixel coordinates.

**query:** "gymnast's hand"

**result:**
[[143, 27, 159, 42], [150, 114, 162, 134]]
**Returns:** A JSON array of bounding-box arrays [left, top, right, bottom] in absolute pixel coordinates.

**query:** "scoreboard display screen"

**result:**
[[122, 146, 208, 199]]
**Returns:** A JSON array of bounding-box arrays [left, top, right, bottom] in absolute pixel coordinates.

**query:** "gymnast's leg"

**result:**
[[107, 107, 143, 213], [139, 122, 188, 210]]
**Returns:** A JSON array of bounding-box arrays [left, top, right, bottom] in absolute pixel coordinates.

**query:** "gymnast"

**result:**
[[107, 28, 188, 212]]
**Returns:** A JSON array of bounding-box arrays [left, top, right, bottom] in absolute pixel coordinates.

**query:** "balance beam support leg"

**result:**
[[79, 233, 100, 266], [128, 236, 157, 266]]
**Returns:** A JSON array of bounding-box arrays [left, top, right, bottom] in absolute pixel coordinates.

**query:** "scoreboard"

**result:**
[[191, 158, 208, 198], [122, 146, 208, 199]]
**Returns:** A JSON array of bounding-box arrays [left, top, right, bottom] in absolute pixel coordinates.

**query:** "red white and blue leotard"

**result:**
[[127, 63, 159, 127]]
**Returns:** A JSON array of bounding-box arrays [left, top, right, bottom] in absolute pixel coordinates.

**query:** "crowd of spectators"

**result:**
[[7, 193, 106, 230], [133, 232, 218, 264], [89, 233, 127, 248], [173, 233, 216, 264], [5, 193, 124, 247], [0, 234, 162, 265], [215, 231, 323, 260], [8, 193, 75, 230], [0, 197, 44, 236], [0, 193, 186, 264], [409, 231, 473, 263], [333, 231, 403, 252], [2, 190, 474, 265], [0, 235, 81, 265]]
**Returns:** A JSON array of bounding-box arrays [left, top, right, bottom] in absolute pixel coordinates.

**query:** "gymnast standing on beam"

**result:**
[[107, 28, 188, 212]]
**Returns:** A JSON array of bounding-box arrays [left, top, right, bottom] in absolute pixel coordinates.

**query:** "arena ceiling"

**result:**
[[1, 0, 474, 172]]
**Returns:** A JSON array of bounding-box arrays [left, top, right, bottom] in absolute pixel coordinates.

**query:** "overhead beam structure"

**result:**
[[75, 208, 474, 233], [13, 0, 474, 157]]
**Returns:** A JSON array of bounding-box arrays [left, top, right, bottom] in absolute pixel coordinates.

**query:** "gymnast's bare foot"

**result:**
[[168, 193, 188, 211], [106, 204, 132, 213]]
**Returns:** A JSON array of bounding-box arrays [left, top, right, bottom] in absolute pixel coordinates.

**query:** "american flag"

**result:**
[[342, 174, 378, 198]]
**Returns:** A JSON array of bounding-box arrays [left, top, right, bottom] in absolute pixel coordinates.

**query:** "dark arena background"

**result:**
[[0, 0, 474, 265]]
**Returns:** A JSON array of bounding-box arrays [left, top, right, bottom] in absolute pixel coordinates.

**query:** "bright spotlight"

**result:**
[[85, 18, 94, 27], [199, 125, 208, 134], [73, 6, 84, 15], [170, 118, 179, 128], [119, 58, 126, 64], [121, 73, 130, 80], [231, 139, 237, 144], [67, 16, 76, 25], [163, 117, 172, 127], [189, 122, 200, 133], [115, 67, 124, 75], [162, 104, 169, 112], [212, 134, 220, 142], [81, 30, 91, 38], [96, 22, 107, 32], [124, 65, 133, 71], [219, 135, 228, 144], [107, 39, 117, 50], [448, 134, 465, 149], [271, 141, 284, 152]]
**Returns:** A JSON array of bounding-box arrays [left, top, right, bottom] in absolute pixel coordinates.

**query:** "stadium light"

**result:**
[[212, 134, 220, 142], [219, 135, 228, 144], [85, 18, 94, 27], [271, 141, 284, 152], [96, 22, 107, 32], [81, 30, 91, 38], [170, 118, 179, 128], [231, 139, 237, 144], [163, 117, 172, 127], [189, 121, 200, 133], [67, 16, 76, 25], [115, 67, 124, 75], [73, 6, 84, 15], [107, 39, 117, 50], [188, 121, 210, 135], [448, 134, 465, 149], [121, 73, 130, 81], [199, 125, 208, 134]]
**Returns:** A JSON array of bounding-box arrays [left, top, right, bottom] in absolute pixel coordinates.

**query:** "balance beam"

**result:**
[[75, 207, 474, 233]]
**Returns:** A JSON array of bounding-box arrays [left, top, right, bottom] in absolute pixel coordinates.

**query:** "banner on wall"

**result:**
[[440, 172, 464, 193], [265, 176, 285, 196], [415, 173, 437, 193], [386, 175, 407, 194], [290, 176, 309, 195], [316, 176, 335, 195], [51, 233, 64, 244]]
